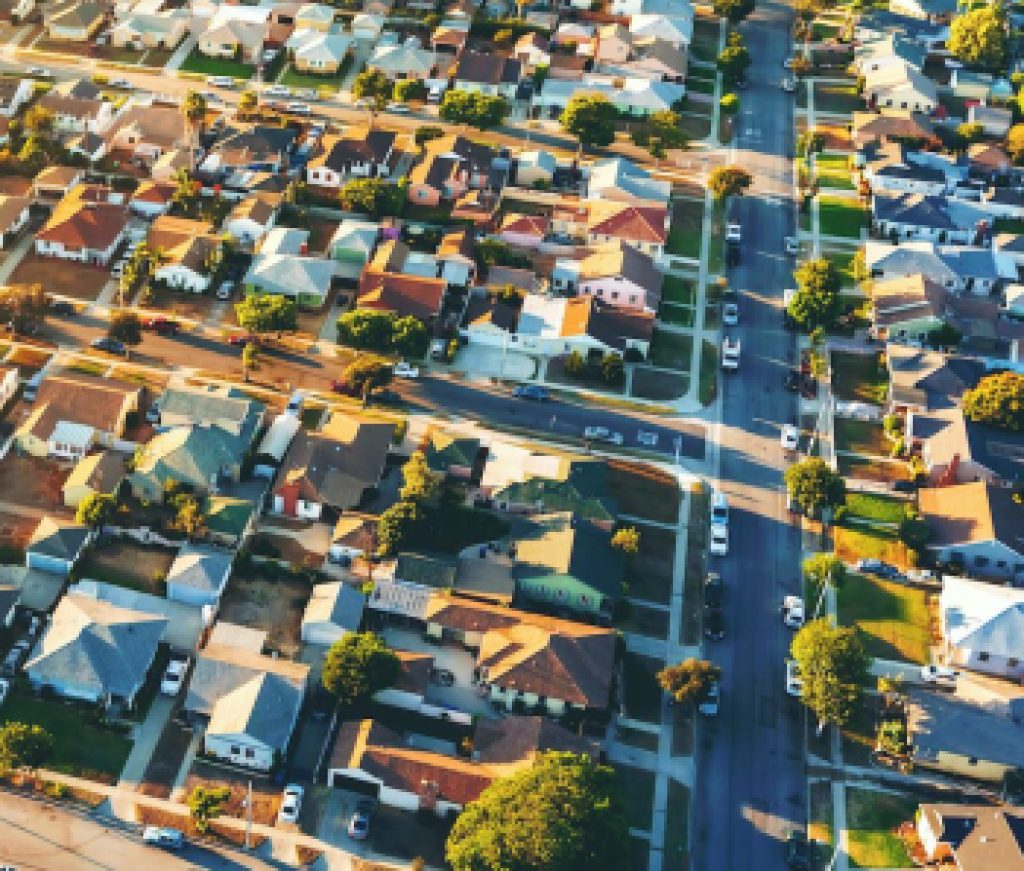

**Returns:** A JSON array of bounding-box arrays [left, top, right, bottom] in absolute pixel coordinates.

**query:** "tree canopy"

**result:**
[[948, 4, 1008, 72], [352, 69, 393, 109], [340, 353, 393, 399], [791, 619, 869, 729], [446, 752, 630, 871], [713, 0, 755, 22], [611, 526, 640, 554], [784, 458, 846, 516], [235, 294, 297, 334], [0, 722, 53, 772], [708, 165, 752, 200], [76, 492, 115, 529], [439, 90, 509, 129], [962, 371, 1024, 431], [187, 785, 231, 833], [399, 450, 443, 502], [657, 658, 721, 706], [336, 309, 429, 358], [717, 32, 751, 84], [338, 177, 405, 219], [560, 94, 617, 148], [802, 553, 846, 591], [108, 310, 142, 350], [321, 632, 400, 706], [788, 257, 842, 331], [0, 283, 47, 335]]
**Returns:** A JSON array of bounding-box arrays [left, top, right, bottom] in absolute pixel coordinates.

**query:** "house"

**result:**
[[864, 63, 937, 113], [865, 240, 996, 294], [165, 544, 233, 608], [917, 804, 1024, 869], [110, 9, 188, 50], [25, 593, 165, 708], [25, 517, 90, 577], [329, 219, 379, 279], [586, 201, 669, 259], [129, 180, 176, 219], [198, 6, 269, 64], [854, 32, 927, 77], [367, 40, 437, 80], [155, 384, 264, 438], [487, 455, 616, 524], [889, 0, 957, 21], [407, 134, 497, 206], [968, 143, 1011, 180], [515, 150, 556, 187], [906, 683, 1024, 782], [871, 193, 983, 244], [329, 514, 377, 563], [859, 143, 950, 197], [205, 493, 260, 549], [0, 78, 32, 118], [421, 429, 481, 480], [939, 575, 1024, 680], [513, 512, 624, 620], [244, 227, 334, 306], [301, 581, 365, 645], [460, 294, 520, 346], [0, 194, 29, 248], [432, 25, 469, 58], [437, 228, 475, 287], [203, 126, 297, 175], [499, 213, 548, 248], [453, 51, 522, 99], [38, 92, 115, 136], [148, 216, 222, 293], [224, 192, 282, 245], [46, 1, 106, 41], [151, 147, 192, 183], [588, 157, 671, 205], [968, 104, 1013, 138], [104, 103, 187, 161], [596, 23, 632, 64], [869, 274, 946, 343], [553, 241, 663, 313], [306, 129, 397, 187], [15, 372, 141, 460], [357, 271, 446, 322], [913, 407, 1024, 487], [286, 27, 353, 74], [514, 31, 549, 69], [62, 450, 126, 509], [623, 37, 688, 83], [533, 76, 685, 119], [34, 183, 127, 264], [919, 481, 1024, 581], [183, 630, 310, 770], [273, 414, 393, 518], [851, 110, 940, 149], [0, 364, 17, 409], [352, 12, 384, 40], [513, 294, 655, 358], [887, 344, 982, 412], [0, 0, 35, 23], [295, 3, 336, 31], [129, 426, 246, 502], [66, 131, 106, 163], [629, 13, 692, 49]]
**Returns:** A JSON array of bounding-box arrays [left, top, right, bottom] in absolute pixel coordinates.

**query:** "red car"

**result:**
[[145, 317, 179, 335], [228, 334, 250, 347]]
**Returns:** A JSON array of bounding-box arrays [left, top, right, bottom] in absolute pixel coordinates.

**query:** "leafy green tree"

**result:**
[[0, 722, 53, 773], [321, 631, 400, 706], [338, 177, 405, 219], [241, 342, 259, 381], [187, 785, 231, 833], [796, 130, 825, 157], [560, 94, 617, 149], [927, 322, 963, 349], [719, 93, 740, 115], [644, 110, 687, 151], [238, 90, 258, 115], [717, 32, 751, 85], [391, 314, 429, 358], [963, 372, 1024, 431], [0, 283, 47, 335], [788, 257, 841, 331], [956, 121, 985, 144], [601, 352, 624, 383], [791, 619, 869, 731], [235, 294, 297, 335], [564, 349, 586, 376], [948, 4, 1008, 72], [76, 492, 115, 529], [108, 311, 142, 358], [337, 308, 394, 350], [657, 658, 721, 706], [182, 90, 207, 129], [439, 90, 509, 129], [899, 516, 931, 551], [802, 553, 847, 591], [784, 458, 846, 516], [611, 526, 640, 554], [377, 499, 424, 556], [414, 125, 445, 146], [399, 450, 443, 502], [340, 353, 393, 399], [352, 69, 393, 110], [23, 105, 53, 136], [446, 752, 630, 871], [169, 492, 205, 538], [713, 0, 755, 22], [1009, 124, 1024, 163], [708, 165, 752, 199]]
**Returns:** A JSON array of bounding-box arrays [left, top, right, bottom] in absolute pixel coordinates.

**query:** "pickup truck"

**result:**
[[721, 337, 741, 371]]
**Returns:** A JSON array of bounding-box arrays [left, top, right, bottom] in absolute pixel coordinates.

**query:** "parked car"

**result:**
[[217, 281, 234, 301], [709, 523, 729, 557], [51, 299, 75, 316], [722, 301, 739, 326], [697, 680, 720, 716], [781, 77, 796, 94], [782, 595, 805, 629], [142, 826, 184, 850], [28, 67, 52, 77], [429, 667, 455, 686], [725, 222, 742, 243], [385, 102, 411, 113], [206, 76, 235, 89], [144, 316, 178, 335], [704, 572, 724, 608], [711, 491, 729, 525], [583, 426, 623, 445], [160, 655, 189, 696], [920, 664, 958, 690], [228, 334, 250, 347], [285, 102, 311, 116], [780, 424, 800, 451], [785, 659, 803, 697], [0, 676, 9, 705], [513, 384, 550, 401], [704, 606, 725, 640], [348, 799, 375, 840], [637, 430, 659, 447], [784, 235, 800, 254], [856, 558, 902, 580], [264, 85, 291, 98], [90, 337, 126, 355], [278, 784, 304, 824], [393, 361, 420, 379]]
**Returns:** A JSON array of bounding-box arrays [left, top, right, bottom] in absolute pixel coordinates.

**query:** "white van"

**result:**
[[206, 76, 235, 88]]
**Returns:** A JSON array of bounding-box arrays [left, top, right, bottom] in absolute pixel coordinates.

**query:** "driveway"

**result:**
[[452, 345, 537, 381]]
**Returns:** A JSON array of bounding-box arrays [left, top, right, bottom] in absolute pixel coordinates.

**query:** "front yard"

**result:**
[[178, 48, 253, 79], [845, 492, 907, 524], [845, 788, 917, 868], [649, 329, 693, 371], [834, 525, 914, 571], [818, 196, 867, 239], [662, 275, 696, 305], [622, 652, 664, 723], [612, 763, 656, 831], [11, 255, 111, 302], [837, 572, 932, 663], [631, 366, 689, 401], [606, 461, 681, 524], [834, 419, 887, 456], [815, 153, 854, 190], [830, 350, 888, 404], [666, 199, 704, 259], [814, 83, 862, 115], [624, 525, 677, 605]]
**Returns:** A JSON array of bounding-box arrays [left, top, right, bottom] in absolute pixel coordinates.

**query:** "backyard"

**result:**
[[818, 196, 866, 239], [834, 419, 887, 456], [845, 788, 917, 868], [830, 350, 888, 404], [218, 569, 308, 657], [837, 572, 932, 663], [845, 492, 908, 524], [666, 199, 704, 259], [76, 539, 178, 594]]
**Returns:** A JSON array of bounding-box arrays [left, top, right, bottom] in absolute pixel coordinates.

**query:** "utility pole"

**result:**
[[245, 779, 253, 850]]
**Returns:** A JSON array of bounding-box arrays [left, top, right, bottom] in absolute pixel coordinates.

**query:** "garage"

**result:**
[[329, 771, 380, 797]]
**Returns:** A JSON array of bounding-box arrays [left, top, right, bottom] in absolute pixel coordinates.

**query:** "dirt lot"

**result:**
[[186, 760, 281, 825], [10, 255, 112, 302], [218, 572, 308, 657], [0, 454, 70, 513], [143, 286, 226, 323], [76, 539, 178, 594]]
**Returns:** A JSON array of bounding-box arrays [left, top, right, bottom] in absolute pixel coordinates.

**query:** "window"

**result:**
[[245, 748, 255, 759], [968, 756, 978, 765], [974, 556, 989, 568], [230, 745, 241, 755], [979, 652, 990, 661], [997, 560, 1008, 569], [580, 594, 591, 606], [1010, 658, 1019, 668]]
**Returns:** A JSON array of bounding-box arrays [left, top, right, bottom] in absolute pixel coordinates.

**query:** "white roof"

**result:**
[[208, 4, 271, 27], [286, 28, 353, 63], [257, 413, 301, 462], [517, 294, 566, 339], [941, 575, 1024, 657], [479, 440, 566, 491], [330, 219, 379, 255], [50, 420, 94, 447], [629, 13, 693, 45], [588, 157, 671, 203], [369, 42, 436, 75]]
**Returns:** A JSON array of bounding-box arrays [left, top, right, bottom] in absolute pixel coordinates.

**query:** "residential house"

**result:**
[[919, 481, 1024, 581], [46, 1, 106, 40], [622, 37, 688, 83], [854, 32, 927, 77], [407, 134, 496, 206], [889, 0, 957, 21], [432, 25, 469, 59], [865, 240, 997, 294], [165, 544, 233, 608], [129, 180, 176, 219], [25, 517, 90, 577], [588, 157, 671, 205], [244, 227, 334, 306], [110, 9, 188, 49], [62, 451, 126, 509], [352, 12, 384, 40], [150, 147, 192, 183], [0, 78, 32, 118], [273, 413, 393, 518], [148, 216, 222, 293], [968, 143, 1011, 180], [295, 3, 336, 31], [586, 200, 669, 259], [859, 143, 951, 197], [487, 455, 617, 526], [913, 407, 1024, 486], [25, 593, 165, 708], [0, 0, 35, 23], [917, 804, 1024, 869], [38, 92, 114, 136], [154, 384, 264, 438], [329, 219, 379, 280], [453, 51, 521, 99], [202, 126, 297, 175], [367, 40, 437, 80], [872, 192, 984, 244], [553, 241, 663, 313], [183, 630, 309, 771], [15, 372, 141, 460], [205, 493, 260, 550], [886, 343, 982, 412], [300, 581, 365, 645], [864, 62, 937, 113], [596, 23, 632, 64], [533, 76, 685, 119], [128, 425, 247, 502], [198, 6, 269, 64], [514, 31, 550, 70], [869, 274, 946, 343], [459, 294, 519, 346], [515, 150, 556, 187], [968, 104, 1013, 138], [224, 191, 282, 245], [851, 110, 940, 149], [286, 27, 353, 74], [329, 513, 377, 563], [514, 294, 654, 358], [306, 128, 397, 188], [951, 69, 1012, 103], [357, 271, 446, 323], [0, 194, 29, 248], [629, 13, 692, 49], [499, 213, 548, 248], [0, 364, 17, 408], [66, 131, 106, 163], [940, 575, 1024, 680], [33, 184, 128, 266], [105, 104, 187, 161], [421, 429, 482, 481], [437, 228, 475, 286]]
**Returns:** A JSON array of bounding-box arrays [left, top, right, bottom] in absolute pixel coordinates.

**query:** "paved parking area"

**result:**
[[453, 344, 537, 380]]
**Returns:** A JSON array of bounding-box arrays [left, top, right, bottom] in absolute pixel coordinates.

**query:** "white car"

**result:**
[[206, 75, 235, 88], [784, 236, 800, 255], [394, 361, 420, 378], [783, 56, 794, 69], [286, 102, 311, 115], [709, 523, 729, 556], [785, 659, 804, 697], [781, 77, 796, 93], [637, 430, 659, 447], [386, 101, 411, 113], [264, 85, 291, 98], [781, 425, 800, 451], [217, 281, 233, 300], [354, 97, 373, 109], [142, 826, 184, 850], [782, 595, 805, 629], [160, 656, 189, 696], [711, 490, 729, 526], [583, 426, 624, 445], [920, 664, 958, 689], [278, 784, 304, 824], [722, 302, 739, 326], [725, 222, 742, 243]]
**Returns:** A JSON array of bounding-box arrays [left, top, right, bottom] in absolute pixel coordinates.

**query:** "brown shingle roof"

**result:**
[[148, 215, 220, 274], [919, 804, 1024, 869], [25, 372, 139, 441], [871, 274, 946, 327], [472, 715, 599, 763], [500, 213, 549, 237], [559, 296, 655, 351], [357, 271, 446, 321], [918, 482, 1024, 553], [463, 296, 519, 331], [455, 50, 521, 85], [36, 184, 127, 252]]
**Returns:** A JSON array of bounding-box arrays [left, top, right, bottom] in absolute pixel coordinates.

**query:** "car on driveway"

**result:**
[[513, 384, 550, 401], [704, 572, 724, 608], [217, 281, 234, 300], [709, 523, 729, 557], [144, 316, 178, 335], [51, 300, 75, 316], [348, 798, 375, 840], [782, 595, 805, 629], [920, 664, 958, 690], [160, 655, 189, 696], [704, 606, 725, 640], [0, 676, 9, 706], [856, 558, 902, 580], [394, 361, 419, 378], [278, 784, 304, 824], [711, 490, 729, 525], [780, 424, 800, 451], [722, 301, 739, 325], [781, 77, 796, 93], [583, 426, 624, 445], [697, 680, 720, 716], [785, 659, 803, 697], [142, 826, 184, 850]]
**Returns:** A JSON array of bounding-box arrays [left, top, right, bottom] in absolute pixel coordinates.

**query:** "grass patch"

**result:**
[[630, 837, 650, 870], [698, 339, 718, 406], [300, 404, 325, 430], [278, 64, 346, 92], [684, 488, 708, 645], [834, 526, 913, 570], [812, 21, 840, 40], [607, 460, 681, 524], [178, 47, 253, 79], [838, 454, 912, 483], [632, 366, 689, 401], [994, 217, 1024, 235], [845, 788, 916, 868], [650, 329, 693, 371], [815, 153, 854, 190], [818, 196, 866, 239], [667, 199, 704, 259], [826, 247, 858, 288], [830, 350, 887, 404], [625, 526, 677, 604], [65, 360, 108, 377], [664, 779, 690, 866], [662, 275, 696, 305], [687, 76, 716, 96], [815, 83, 862, 115], [617, 601, 670, 639], [659, 302, 695, 327], [834, 419, 887, 456], [837, 572, 931, 663], [690, 17, 721, 63], [845, 492, 907, 524], [613, 764, 656, 830]]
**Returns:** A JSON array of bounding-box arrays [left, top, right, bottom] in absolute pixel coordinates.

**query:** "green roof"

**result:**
[[423, 430, 481, 474], [206, 495, 256, 540], [494, 459, 616, 523]]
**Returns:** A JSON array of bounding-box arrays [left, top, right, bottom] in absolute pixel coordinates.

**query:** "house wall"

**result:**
[[517, 576, 607, 616], [488, 683, 569, 715], [167, 578, 224, 608], [203, 732, 274, 771], [307, 165, 344, 188], [49, 18, 104, 41], [199, 37, 240, 59], [932, 538, 1024, 582], [156, 263, 210, 293], [441, 259, 472, 287], [35, 230, 125, 265], [872, 219, 971, 245], [578, 276, 649, 311], [48, 432, 93, 461], [225, 217, 270, 244], [586, 231, 664, 260], [868, 86, 936, 114], [295, 55, 342, 74], [875, 314, 943, 344], [498, 230, 543, 248], [27, 672, 101, 703], [917, 749, 1012, 783], [949, 645, 1024, 680]]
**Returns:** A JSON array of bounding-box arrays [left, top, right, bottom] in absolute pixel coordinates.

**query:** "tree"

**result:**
[[23, 105, 53, 137], [1008, 124, 1024, 163], [948, 4, 1008, 72], [377, 499, 424, 556], [182, 90, 207, 128], [851, 248, 869, 284], [899, 516, 931, 551], [788, 257, 842, 331], [241, 342, 259, 381], [963, 371, 1024, 431], [644, 110, 687, 151], [338, 177, 404, 219], [560, 94, 617, 149], [802, 553, 846, 598], [390, 314, 429, 358], [493, 27, 514, 45], [0, 283, 47, 335], [352, 69, 393, 110], [601, 352, 624, 383], [400, 450, 442, 502], [336, 309, 428, 358], [235, 294, 296, 335], [76, 492, 115, 529], [712, 0, 755, 22], [796, 129, 825, 157], [108, 311, 142, 358], [784, 458, 846, 516], [0, 722, 53, 772], [187, 785, 231, 833], [169, 492, 205, 538], [719, 92, 740, 115], [717, 33, 751, 85], [238, 90, 258, 115], [611, 526, 640, 554], [340, 353, 393, 400], [927, 322, 963, 349], [708, 165, 752, 200], [658, 658, 721, 706], [791, 619, 869, 730], [438, 91, 509, 129], [446, 752, 630, 871], [415, 125, 445, 146], [564, 349, 586, 376], [956, 121, 985, 145], [321, 631, 400, 706]]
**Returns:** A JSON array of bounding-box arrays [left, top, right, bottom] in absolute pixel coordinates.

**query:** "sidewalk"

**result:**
[[164, 34, 197, 73]]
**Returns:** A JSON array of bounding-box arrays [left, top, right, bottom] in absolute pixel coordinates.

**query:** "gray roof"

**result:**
[[868, 242, 957, 285], [938, 246, 999, 280], [873, 193, 957, 230], [942, 576, 1024, 657], [28, 517, 89, 562], [965, 420, 1024, 483], [157, 385, 263, 443], [244, 253, 334, 300], [166, 544, 233, 596], [875, 162, 945, 184], [302, 581, 365, 633], [25, 593, 166, 699]]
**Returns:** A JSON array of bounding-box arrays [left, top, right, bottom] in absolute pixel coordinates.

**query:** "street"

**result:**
[[690, 1, 807, 870]]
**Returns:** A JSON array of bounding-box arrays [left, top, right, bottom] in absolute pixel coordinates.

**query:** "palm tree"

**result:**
[[182, 90, 207, 172]]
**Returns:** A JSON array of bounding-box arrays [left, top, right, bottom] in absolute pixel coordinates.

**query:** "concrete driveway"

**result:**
[[453, 345, 537, 381]]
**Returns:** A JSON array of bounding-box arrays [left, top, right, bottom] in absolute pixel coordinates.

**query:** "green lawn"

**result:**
[[690, 18, 722, 63], [650, 329, 693, 371], [664, 779, 690, 866], [808, 780, 834, 848], [818, 196, 866, 239], [617, 603, 670, 639], [837, 572, 931, 663], [835, 524, 912, 569], [825, 248, 858, 287], [613, 764, 656, 831], [838, 454, 912, 483], [0, 692, 132, 781], [830, 350, 888, 403], [631, 366, 689, 402], [834, 419, 887, 456], [667, 199, 704, 259], [178, 48, 254, 79], [699, 339, 718, 406], [687, 76, 716, 96], [679, 111, 713, 141], [277, 61, 350, 92], [815, 153, 854, 190], [622, 652, 665, 723], [662, 275, 696, 305], [659, 302, 695, 327], [846, 492, 907, 524], [815, 83, 862, 115], [845, 788, 916, 868], [812, 21, 840, 40]]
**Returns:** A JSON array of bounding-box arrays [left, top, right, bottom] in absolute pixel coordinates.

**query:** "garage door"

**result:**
[[329, 772, 380, 797]]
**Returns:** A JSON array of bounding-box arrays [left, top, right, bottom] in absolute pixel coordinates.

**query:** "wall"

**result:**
[[204, 733, 274, 770]]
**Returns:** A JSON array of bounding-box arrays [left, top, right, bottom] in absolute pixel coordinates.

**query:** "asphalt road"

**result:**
[[689, 2, 808, 870]]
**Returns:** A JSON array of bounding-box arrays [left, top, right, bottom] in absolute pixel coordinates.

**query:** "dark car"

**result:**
[[330, 379, 357, 396], [783, 370, 801, 393], [891, 480, 917, 493], [372, 388, 402, 405], [145, 317, 179, 335], [228, 334, 250, 347], [91, 337, 126, 355], [51, 300, 75, 316], [704, 573, 724, 608], [704, 606, 725, 640], [856, 558, 902, 580], [513, 385, 550, 402], [726, 244, 740, 267], [786, 833, 813, 870]]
